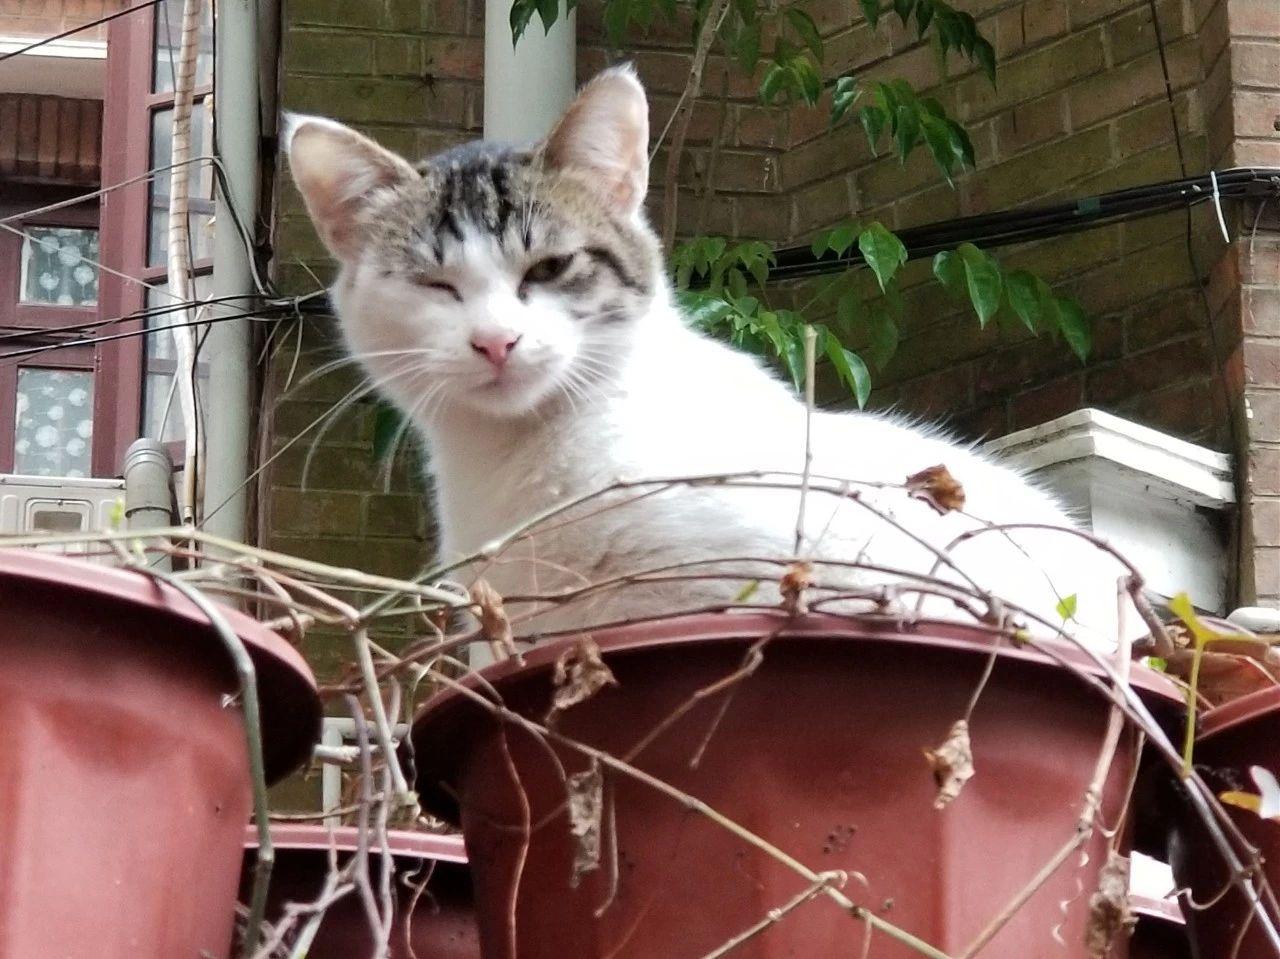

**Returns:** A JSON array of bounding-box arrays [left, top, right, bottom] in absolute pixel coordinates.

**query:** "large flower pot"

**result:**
[[411, 612, 1179, 958], [241, 825, 480, 957], [1167, 687, 1280, 959], [0, 549, 320, 959]]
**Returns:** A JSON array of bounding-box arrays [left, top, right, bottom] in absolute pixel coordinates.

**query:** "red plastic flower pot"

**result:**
[[0, 549, 320, 959], [1167, 687, 1280, 959], [411, 612, 1179, 959], [1131, 895, 1189, 959], [241, 825, 480, 957]]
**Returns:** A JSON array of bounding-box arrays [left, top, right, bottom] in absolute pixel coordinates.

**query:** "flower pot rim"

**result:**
[[1196, 685, 1280, 742], [0, 547, 321, 782], [243, 824, 466, 863], [411, 610, 1181, 821]]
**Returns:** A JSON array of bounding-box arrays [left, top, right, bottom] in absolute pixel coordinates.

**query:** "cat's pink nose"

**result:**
[[470, 332, 521, 368]]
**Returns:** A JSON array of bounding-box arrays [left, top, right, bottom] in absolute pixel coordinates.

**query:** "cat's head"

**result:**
[[285, 65, 663, 421]]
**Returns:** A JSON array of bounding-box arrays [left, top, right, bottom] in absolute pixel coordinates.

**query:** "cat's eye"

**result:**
[[410, 273, 461, 300], [522, 254, 574, 286]]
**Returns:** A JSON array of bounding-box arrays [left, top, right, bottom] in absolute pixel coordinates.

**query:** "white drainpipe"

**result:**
[[483, 0, 576, 145], [473, 1, 575, 667], [203, 0, 262, 543]]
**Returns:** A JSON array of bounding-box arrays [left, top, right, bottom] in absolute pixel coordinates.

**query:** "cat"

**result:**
[[285, 65, 1135, 653]]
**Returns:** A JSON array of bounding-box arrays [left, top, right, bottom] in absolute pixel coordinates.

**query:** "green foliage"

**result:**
[[524, 0, 1094, 406]]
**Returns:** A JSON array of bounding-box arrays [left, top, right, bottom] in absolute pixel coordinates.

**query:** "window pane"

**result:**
[[148, 101, 215, 267], [153, 0, 214, 94], [19, 227, 100, 306], [141, 278, 211, 444], [14, 368, 95, 477]]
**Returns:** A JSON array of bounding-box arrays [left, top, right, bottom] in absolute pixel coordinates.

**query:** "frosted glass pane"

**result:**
[[14, 368, 95, 477], [19, 227, 99, 306]]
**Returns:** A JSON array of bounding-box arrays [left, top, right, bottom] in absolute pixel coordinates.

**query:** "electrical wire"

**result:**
[[757, 167, 1280, 283], [0, 0, 164, 64]]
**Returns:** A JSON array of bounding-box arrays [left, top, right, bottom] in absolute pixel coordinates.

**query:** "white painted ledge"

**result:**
[[983, 408, 1235, 613], [983, 407, 1234, 509]]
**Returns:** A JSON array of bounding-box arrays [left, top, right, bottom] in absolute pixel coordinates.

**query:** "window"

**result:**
[[20, 228, 100, 306]]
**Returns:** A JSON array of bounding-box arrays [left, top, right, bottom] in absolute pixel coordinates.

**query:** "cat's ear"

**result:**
[[284, 114, 418, 262], [542, 65, 649, 219]]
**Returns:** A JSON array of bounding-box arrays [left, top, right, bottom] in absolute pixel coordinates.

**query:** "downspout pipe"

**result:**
[[483, 0, 576, 145], [474, 0, 575, 667], [204, 0, 262, 543]]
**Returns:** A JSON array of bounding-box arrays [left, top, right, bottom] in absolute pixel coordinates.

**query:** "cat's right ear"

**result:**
[[284, 114, 418, 262]]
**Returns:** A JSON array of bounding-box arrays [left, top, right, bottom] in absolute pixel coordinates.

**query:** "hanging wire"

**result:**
[[0, 0, 164, 64]]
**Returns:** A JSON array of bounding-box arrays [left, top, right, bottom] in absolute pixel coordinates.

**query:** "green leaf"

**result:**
[[1004, 270, 1042, 333], [373, 403, 405, 463], [956, 242, 1002, 327], [895, 102, 921, 161], [536, 0, 559, 32], [932, 250, 966, 300], [727, 268, 749, 299], [892, 0, 915, 26], [603, 0, 630, 43], [510, 0, 537, 44], [733, 20, 762, 72], [920, 114, 957, 183], [859, 105, 888, 153], [823, 330, 872, 407], [860, 0, 880, 28], [830, 76, 860, 126], [1056, 593, 1078, 622], [734, 580, 761, 602], [974, 35, 997, 82], [680, 292, 732, 328], [867, 306, 900, 369], [1055, 297, 1092, 362], [947, 119, 976, 168], [858, 222, 908, 292], [791, 54, 822, 106], [836, 292, 860, 337], [782, 332, 807, 391], [785, 8, 824, 61], [759, 61, 789, 104], [810, 233, 829, 258], [828, 221, 859, 256], [914, 0, 934, 36]]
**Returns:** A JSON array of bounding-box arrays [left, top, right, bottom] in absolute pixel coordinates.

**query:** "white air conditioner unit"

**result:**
[[0, 473, 126, 560]]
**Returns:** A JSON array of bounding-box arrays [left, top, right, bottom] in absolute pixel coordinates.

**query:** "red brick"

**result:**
[[995, 92, 1068, 156], [1011, 374, 1086, 429], [1245, 287, 1280, 337], [1229, 0, 1280, 38], [1254, 498, 1280, 546], [1233, 90, 1280, 138], [422, 36, 483, 80], [1068, 42, 1201, 129], [1126, 291, 1203, 350], [1232, 39, 1280, 87], [1246, 339, 1280, 385], [1255, 547, 1280, 600], [1115, 379, 1222, 442], [1251, 389, 1280, 443], [895, 364, 976, 417], [1252, 446, 1280, 495], [735, 105, 787, 149], [1086, 336, 1211, 404]]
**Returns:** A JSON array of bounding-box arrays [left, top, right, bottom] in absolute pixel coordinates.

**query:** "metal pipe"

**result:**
[[204, 0, 261, 543], [483, 0, 576, 145]]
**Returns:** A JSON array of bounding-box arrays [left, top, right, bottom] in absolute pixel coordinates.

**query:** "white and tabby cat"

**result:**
[[285, 65, 1133, 650]]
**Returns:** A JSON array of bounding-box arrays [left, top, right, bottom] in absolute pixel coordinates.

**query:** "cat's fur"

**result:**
[[286, 66, 1133, 650]]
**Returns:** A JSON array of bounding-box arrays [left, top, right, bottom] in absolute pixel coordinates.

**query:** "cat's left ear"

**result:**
[[542, 65, 649, 219], [284, 114, 419, 262]]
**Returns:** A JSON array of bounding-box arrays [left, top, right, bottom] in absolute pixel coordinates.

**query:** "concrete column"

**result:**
[[483, 0, 576, 144]]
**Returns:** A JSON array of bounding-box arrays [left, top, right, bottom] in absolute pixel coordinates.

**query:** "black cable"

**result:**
[[0, 0, 164, 64], [0, 293, 259, 344], [0, 302, 299, 363], [752, 168, 1279, 283]]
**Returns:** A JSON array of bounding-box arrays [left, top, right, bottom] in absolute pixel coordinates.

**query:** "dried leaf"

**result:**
[[551, 637, 618, 715], [567, 760, 604, 888], [905, 464, 966, 515], [470, 579, 520, 663], [1085, 851, 1135, 958], [923, 719, 974, 809], [780, 561, 813, 615]]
